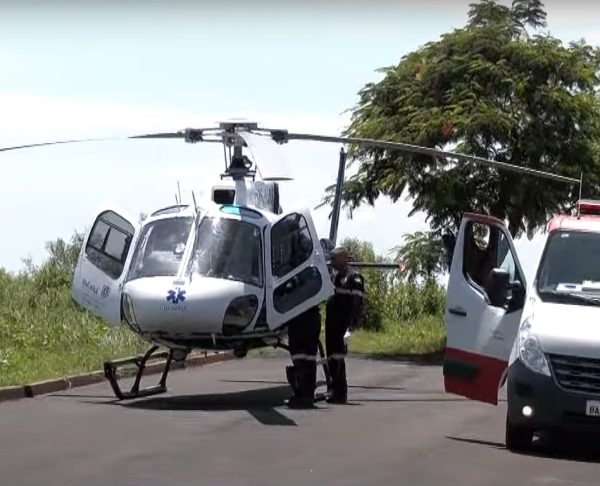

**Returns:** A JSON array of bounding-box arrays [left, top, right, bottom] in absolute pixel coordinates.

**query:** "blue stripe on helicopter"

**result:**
[[219, 205, 262, 219]]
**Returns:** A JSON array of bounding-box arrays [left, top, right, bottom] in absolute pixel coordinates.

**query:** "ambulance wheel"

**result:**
[[505, 414, 533, 452]]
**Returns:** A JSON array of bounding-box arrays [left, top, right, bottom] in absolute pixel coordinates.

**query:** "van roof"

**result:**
[[547, 199, 600, 233], [547, 214, 600, 233]]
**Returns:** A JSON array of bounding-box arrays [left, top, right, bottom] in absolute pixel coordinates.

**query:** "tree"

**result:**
[[45, 231, 84, 277], [391, 230, 449, 283], [324, 0, 600, 239], [30, 231, 85, 292]]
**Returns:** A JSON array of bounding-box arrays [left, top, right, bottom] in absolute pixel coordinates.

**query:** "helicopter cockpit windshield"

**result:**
[[127, 216, 193, 280], [187, 216, 263, 288]]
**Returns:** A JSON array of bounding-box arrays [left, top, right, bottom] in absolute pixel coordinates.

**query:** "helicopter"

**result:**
[[0, 119, 583, 402]]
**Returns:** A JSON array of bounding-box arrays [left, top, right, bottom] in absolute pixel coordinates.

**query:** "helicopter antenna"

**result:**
[[577, 171, 584, 218], [329, 147, 347, 246], [177, 181, 182, 206], [223, 143, 229, 173], [192, 190, 198, 210]]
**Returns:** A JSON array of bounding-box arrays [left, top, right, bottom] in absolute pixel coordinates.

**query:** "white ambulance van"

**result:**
[[443, 200, 600, 451]]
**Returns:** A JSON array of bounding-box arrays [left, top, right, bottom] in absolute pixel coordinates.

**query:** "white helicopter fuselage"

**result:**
[[71, 179, 334, 355]]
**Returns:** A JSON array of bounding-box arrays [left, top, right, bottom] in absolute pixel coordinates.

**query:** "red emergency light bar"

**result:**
[[577, 199, 600, 216]]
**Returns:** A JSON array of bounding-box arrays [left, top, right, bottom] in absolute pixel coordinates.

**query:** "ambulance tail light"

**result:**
[[577, 199, 600, 216]]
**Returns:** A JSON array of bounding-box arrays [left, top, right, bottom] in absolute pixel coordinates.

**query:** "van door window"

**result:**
[[463, 221, 522, 298]]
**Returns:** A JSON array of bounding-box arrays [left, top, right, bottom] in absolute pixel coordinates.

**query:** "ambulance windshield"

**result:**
[[187, 216, 263, 287], [536, 230, 600, 301]]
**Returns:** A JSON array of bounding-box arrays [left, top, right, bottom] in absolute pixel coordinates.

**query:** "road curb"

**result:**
[[0, 351, 235, 404]]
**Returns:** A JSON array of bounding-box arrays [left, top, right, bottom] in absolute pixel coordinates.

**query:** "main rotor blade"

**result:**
[[284, 132, 580, 185], [128, 132, 185, 139], [347, 262, 401, 269], [0, 128, 218, 153], [0, 137, 114, 152]]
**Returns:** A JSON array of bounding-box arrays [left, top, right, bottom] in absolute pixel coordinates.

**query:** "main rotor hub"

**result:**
[[219, 120, 259, 132]]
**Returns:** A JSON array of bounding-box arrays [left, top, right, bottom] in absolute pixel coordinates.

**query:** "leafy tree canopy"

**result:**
[[391, 230, 449, 283], [326, 0, 600, 238]]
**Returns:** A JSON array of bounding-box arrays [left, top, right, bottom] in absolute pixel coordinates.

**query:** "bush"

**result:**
[[0, 239, 146, 387], [337, 236, 447, 332]]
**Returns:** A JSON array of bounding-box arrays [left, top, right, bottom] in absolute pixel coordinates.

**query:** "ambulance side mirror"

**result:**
[[508, 280, 526, 312], [485, 268, 510, 307], [441, 231, 456, 269]]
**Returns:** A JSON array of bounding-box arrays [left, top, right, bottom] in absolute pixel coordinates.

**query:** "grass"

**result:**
[[349, 315, 446, 357], [2, 332, 147, 387], [0, 269, 147, 387], [249, 312, 446, 360]]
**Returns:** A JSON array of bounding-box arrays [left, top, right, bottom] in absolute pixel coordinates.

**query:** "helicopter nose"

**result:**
[[122, 276, 262, 336]]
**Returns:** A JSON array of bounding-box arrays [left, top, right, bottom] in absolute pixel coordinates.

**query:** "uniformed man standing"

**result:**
[[325, 247, 366, 404], [281, 219, 323, 409], [285, 305, 322, 409]]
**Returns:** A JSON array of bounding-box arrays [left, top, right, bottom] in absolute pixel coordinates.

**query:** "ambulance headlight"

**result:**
[[222, 295, 259, 335], [518, 319, 550, 377]]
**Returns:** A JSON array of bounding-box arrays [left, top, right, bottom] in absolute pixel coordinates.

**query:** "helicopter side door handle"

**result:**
[[448, 307, 467, 317]]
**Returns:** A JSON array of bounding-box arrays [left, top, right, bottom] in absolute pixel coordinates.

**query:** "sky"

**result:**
[[1, 0, 599, 283]]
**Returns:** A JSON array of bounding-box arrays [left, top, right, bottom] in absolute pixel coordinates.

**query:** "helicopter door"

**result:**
[[443, 213, 527, 405], [265, 209, 334, 330], [72, 206, 138, 326]]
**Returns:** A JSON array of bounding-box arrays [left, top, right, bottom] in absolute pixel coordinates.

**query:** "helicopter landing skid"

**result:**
[[278, 341, 331, 403], [103, 345, 174, 400]]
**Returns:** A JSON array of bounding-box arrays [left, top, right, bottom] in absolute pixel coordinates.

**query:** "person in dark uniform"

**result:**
[[285, 305, 322, 409], [281, 216, 322, 409], [325, 247, 365, 404]]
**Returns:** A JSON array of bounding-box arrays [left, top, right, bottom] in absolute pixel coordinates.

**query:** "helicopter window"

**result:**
[[213, 189, 235, 205], [273, 266, 323, 313], [271, 213, 313, 278], [127, 217, 193, 280], [150, 205, 190, 217], [187, 216, 263, 287], [85, 210, 135, 280]]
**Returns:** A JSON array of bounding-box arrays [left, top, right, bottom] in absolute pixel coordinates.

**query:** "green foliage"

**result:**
[[391, 230, 449, 283], [338, 237, 389, 331], [338, 237, 446, 334], [44, 231, 84, 277], [0, 231, 145, 387], [324, 0, 600, 239]]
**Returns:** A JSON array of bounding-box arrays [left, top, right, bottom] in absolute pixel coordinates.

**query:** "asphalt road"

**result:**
[[2, 356, 600, 486]]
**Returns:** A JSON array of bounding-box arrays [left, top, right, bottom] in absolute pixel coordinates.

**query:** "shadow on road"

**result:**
[[220, 379, 407, 392], [111, 384, 338, 426], [356, 397, 473, 403], [446, 436, 505, 449], [448, 433, 600, 464]]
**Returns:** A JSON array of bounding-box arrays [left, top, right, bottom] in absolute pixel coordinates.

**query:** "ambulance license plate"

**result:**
[[586, 401, 600, 416]]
